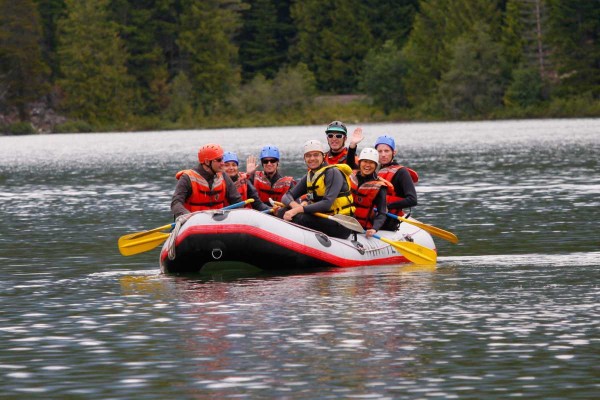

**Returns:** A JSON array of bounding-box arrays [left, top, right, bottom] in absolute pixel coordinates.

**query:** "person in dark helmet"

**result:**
[[171, 143, 243, 218], [324, 120, 363, 169]]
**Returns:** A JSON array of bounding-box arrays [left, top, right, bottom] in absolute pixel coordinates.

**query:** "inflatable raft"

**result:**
[[159, 209, 436, 274]]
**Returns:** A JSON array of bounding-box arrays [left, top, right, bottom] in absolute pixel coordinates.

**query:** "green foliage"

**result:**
[[177, 0, 246, 115], [52, 119, 93, 133], [438, 25, 506, 118], [546, 0, 600, 99], [363, 0, 419, 48], [291, 0, 374, 93], [34, 0, 67, 79], [1, 121, 36, 135], [359, 40, 409, 114], [229, 63, 315, 114], [0, 0, 50, 119], [57, 0, 134, 125], [238, 0, 295, 82], [165, 71, 194, 124], [504, 65, 544, 108]]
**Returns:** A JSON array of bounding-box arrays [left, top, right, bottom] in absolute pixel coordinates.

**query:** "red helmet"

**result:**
[[197, 143, 224, 163]]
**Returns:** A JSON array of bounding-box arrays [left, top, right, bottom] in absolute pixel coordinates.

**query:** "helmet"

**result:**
[[325, 120, 347, 135], [374, 135, 395, 151], [358, 147, 379, 167], [198, 143, 224, 163], [260, 145, 280, 161], [303, 139, 325, 155], [222, 151, 239, 165]]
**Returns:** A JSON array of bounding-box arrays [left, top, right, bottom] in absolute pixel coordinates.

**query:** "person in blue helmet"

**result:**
[[246, 144, 296, 203], [375, 135, 419, 231], [222, 151, 271, 212]]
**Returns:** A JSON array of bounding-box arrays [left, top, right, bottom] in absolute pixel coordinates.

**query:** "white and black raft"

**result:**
[[158, 208, 438, 274]]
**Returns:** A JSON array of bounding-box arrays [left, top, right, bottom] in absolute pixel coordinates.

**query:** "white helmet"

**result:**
[[359, 147, 379, 167], [303, 139, 325, 155]]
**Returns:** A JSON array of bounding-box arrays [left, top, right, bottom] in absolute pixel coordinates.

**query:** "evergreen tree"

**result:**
[[363, 0, 419, 48], [0, 0, 50, 119], [438, 24, 506, 117], [109, 0, 180, 115], [34, 0, 67, 80], [546, 0, 600, 98], [291, 0, 373, 93], [238, 0, 295, 82], [359, 40, 409, 113], [402, 0, 502, 108], [177, 0, 245, 115], [57, 0, 134, 125]]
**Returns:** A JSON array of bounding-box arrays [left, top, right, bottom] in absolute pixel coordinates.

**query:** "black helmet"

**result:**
[[325, 120, 347, 135]]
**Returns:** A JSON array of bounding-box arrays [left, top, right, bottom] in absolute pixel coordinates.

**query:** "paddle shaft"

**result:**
[[384, 212, 458, 244]]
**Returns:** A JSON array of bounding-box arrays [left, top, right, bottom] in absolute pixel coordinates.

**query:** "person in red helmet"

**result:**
[[171, 143, 244, 218]]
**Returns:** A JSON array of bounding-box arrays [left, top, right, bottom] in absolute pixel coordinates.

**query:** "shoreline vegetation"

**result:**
[[1, 1, 598, 135], [2, 93, 599, 135]]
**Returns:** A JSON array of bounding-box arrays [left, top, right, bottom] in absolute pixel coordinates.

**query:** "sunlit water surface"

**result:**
[[0, 119, 598, 398]]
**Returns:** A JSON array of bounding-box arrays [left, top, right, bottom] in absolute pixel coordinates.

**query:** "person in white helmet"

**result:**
[[278, 139, 355, 239], [349, 148, 391, 237]]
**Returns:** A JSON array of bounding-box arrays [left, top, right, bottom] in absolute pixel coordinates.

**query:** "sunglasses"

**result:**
[[262, 159, 278, 164], [212, 157, 223, 163], [327, 133, 345, 139]]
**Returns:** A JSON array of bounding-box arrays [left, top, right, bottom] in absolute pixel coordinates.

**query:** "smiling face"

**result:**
[[304, 151, 324, 170], [326, 133, 346, 152], [376, 144, 396, 165], [261, 158, 278, 175], [223, 161, 238, 177], [359, 160, 377, 176]]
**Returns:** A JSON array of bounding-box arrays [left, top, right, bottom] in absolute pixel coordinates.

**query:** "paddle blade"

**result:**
[[118, 231, 170, 256], [399, 216, 458, 244], [326, 214, 364, 233], [375, 235, 437, 265]]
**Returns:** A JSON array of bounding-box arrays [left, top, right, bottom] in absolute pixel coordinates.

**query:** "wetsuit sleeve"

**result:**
[[388, 168, 418, 209], [303, 168, 345, 214], [281, 176, 308, 206], [171, 174, 192, 218], [247, 181, 270, 211], [346, 146, 358, 170], [372, 187, 388, 232], [223, 173, 243, 206]]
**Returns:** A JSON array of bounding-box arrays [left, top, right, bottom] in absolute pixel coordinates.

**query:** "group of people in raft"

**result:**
[[171, 120, 418, 240]]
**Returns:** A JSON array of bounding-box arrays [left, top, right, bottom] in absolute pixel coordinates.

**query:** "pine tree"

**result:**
[[291, 0, 373, 93], [0, 0, 50, 119], [177, 0, 245, 115], [57, 0, 134, 125]]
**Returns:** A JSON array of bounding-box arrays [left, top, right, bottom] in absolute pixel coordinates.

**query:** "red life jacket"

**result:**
[[325, 147, 358, 166], [253, 171, 295, 203], [225, 172, 249, 207], [175, 169, 226, 212], [350, 173, 391, 229], [377, 164, 419, 216]]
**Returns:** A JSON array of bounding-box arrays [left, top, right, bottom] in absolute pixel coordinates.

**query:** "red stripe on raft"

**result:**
[[160, 224, 412, 267]]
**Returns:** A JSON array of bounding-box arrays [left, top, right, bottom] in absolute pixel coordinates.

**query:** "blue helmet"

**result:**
[[222, 151, 239, 165], [374, 135, 395, 151], [260, 145, 280, 161]]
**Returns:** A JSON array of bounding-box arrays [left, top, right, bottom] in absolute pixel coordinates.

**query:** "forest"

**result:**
[[0, 0, 598, 134]]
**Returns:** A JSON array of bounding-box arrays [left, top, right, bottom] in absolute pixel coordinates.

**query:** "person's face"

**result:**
[[209, 157, 224, 173], [359, 160, 377, 176], [261, 158, 278, 174], [376, 145, 396, 165], [304, 151, 324, 170], [223, 161, 238, 177], [326, 132, 346, 152]]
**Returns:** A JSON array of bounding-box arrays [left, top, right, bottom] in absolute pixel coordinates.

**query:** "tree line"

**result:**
[[0, 0, 598, 133]]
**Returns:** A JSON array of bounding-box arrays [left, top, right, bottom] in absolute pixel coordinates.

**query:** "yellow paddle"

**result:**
[[384, 212, 458, 244], [118, 199, 254, 256]]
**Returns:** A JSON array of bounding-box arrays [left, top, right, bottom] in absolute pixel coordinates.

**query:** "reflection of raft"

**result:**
[[159, 209, 436, 274]]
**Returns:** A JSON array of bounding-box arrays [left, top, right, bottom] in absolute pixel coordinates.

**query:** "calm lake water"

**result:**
[[0, 119, 598, 399]]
